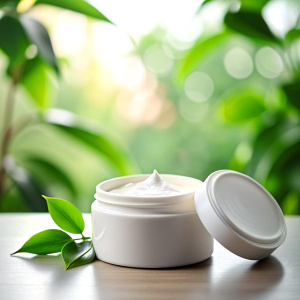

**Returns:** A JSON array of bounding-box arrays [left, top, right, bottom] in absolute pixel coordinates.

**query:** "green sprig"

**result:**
[[11, 196, 95, 270]]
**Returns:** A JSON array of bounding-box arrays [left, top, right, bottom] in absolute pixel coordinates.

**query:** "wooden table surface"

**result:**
[[0, 214, 299, 300]]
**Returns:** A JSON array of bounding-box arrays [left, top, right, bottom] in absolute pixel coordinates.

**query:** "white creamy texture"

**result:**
[[109, 170, 191, 196]]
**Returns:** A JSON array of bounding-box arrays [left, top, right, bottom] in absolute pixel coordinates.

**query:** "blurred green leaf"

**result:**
[[178, 32, 230, 79], [285, 28, 300, 43], [19, 58, 53, 109], [201, 0, 214, 5], [62, 240, 95, 270], [247, 121, 300, 179], [282, 191, 299, 215], [44, 196, 85, 234], [3, 156, 47, 211], [24, 157, 78, 197], [282, 80, 300, 109], [20, 16, 59, 74], [34, 0, 112, 23], [246, 120, 285, 177], [269, 142, 300, 185], [240, 0, 270, 11], [0, 15, 29, 67], [11, 229, 72, 255], [224, 11, 278, 42], [221, 88, 265, 123], [196, 0, 270, 15], [0, 0, 20, 9], [240, 117, 300, 214], [44, 109, 131, 175], [253, 126, 300, 214]]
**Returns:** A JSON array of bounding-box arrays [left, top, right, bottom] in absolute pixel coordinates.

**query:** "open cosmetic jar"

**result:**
[[92, 170, 287, 269], [92, 174, 213, 268]]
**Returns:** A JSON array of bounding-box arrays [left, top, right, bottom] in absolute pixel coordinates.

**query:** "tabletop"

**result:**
[[0, 214, 299, 300]]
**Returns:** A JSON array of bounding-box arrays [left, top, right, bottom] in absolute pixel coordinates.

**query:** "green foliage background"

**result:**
[[0, 0, 299, 214], [131, 0, 300, 215]]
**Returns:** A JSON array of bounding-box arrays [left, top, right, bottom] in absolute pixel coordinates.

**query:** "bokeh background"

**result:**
[[0, 0, 299, 214]]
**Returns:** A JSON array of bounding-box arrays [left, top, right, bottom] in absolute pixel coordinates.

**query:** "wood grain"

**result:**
[[0, 214, 299, 300]]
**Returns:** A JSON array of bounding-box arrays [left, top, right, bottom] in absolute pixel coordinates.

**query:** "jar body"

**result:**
[[92, 174, 213, 268]]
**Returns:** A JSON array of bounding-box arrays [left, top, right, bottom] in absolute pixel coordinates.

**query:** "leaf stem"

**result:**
[[73, 237, 91, 241]]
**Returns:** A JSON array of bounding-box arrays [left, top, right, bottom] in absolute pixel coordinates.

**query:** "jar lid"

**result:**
[[194, 170, 287, 260]]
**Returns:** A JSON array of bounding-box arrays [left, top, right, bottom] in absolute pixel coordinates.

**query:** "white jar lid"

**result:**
[[194, 170, 287, 260]]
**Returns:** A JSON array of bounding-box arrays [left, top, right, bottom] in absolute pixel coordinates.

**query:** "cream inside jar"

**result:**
[[109, 170, 192, 197]]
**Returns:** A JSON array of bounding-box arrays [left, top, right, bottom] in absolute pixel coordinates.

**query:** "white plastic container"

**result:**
[[92, 174, 213, 268], [92, 170, 287, 268]]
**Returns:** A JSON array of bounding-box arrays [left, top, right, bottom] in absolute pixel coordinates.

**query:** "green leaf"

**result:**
[[43, 109, 133, 175], [196, 0, 270, 15], [221, 87, 265, 123], [43, 196, 85, 234], [240, 0, 270, 12], [11, 229, 72, 255], [4, 156, 48, 212], [224, 11, 278, 42], [285, 28, 300, 43], [62, 241, 95, 270], [34, 0, 112, 23], [0, 15, 30, 67], [246, 120, 288, 177], [245, 121, 300, 215], [247, 121, 300, 181], [20, 16, 59, 74], [177, 32, 230, 80], [282, 191, 299, 215], [19, 58, 53, 109], [282, 80, 300, 110]]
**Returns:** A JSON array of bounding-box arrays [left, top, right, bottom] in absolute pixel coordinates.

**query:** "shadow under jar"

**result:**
[[92, 174, 213, 268]]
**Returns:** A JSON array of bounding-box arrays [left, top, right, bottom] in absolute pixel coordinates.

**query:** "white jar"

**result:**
[[92, 174, 213, 268]]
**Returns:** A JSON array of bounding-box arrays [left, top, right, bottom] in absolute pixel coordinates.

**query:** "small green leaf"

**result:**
[[20, 58, 53, 109], [0, 15, 30, 66], [20, 16, 59, 74], [62, 241, 95, 270], [34, 0, 112, 23], [43, 196, 85, 234], [177, 32, 230, 80], [67, 244, 95, 269], [221, 87, 266, 123], [11, 229, 72, 255], [224, 11, 278, 42]]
